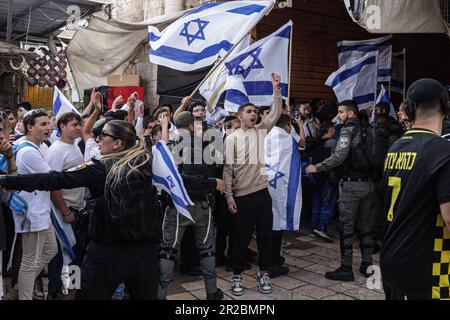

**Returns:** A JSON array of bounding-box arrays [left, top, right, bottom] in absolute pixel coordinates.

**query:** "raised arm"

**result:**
[[257, 73, 283, 132], [173, 96, 192, 121], [82, 92, 102, 143], [81, 88, 97, 118]]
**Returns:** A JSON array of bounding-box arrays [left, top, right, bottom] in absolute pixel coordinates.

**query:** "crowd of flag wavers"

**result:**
[[0, 73, 448, 300], [0, 0, 450, 301]]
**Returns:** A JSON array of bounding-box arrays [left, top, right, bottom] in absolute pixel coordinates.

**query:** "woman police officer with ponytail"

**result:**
[[0, 119, 224, 299]]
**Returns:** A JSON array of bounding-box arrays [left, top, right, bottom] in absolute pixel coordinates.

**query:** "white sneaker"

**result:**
[[231, 275, 244, 296], [61, 265, 70, 295], [313, 229, 333, 243], [256, 272, 272, 294]]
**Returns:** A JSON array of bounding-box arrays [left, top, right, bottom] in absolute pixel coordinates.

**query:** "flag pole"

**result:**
[[188, 31, 250, 99], [287, 23, 293, 105], [388, 81, 391, 99], [188, 2, 276, 99], [403, 47, 406, 101]]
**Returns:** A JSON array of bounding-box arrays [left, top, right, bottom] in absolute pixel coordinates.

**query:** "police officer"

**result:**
[[0, 120, 161, 300], [306, 100, 374, 282], [158, 111, 224, 300]]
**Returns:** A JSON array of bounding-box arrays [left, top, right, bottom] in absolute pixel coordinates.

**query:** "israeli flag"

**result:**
[[337, 35, 392, 82], [199, 35, 251, 110], [391, 49, 406, 96], [152, 141, 194, 221], [224, 20, 292, 112], [371, 84, 397, 123], [53, 86, 80, 119], [50, 208, 76, 264], [149, 1, 274, 72], [265, 126, 302, 231], [326, 51, 378, 111]]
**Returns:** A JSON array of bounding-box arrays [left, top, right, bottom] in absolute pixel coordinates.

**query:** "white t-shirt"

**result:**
[[84, 138, 100, 161], [169, 123, 179, 142], [45, 140, 85, 209], [15, 136, 49, 154], [49, 130, 59, 144], [14, 140, 52, 233]]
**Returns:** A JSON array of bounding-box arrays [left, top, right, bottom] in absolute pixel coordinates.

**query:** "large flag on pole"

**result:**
[[337, 35, 392, 82], [149, 1, 274, 72], [52, 86, 80, 119], [199, 35, 251, 110], [391, 49, 406, 97], [152, 141, 195, 221], [223, 20, 292, 112], [264, 126, 302, 231], [326, 51, 378, 111]]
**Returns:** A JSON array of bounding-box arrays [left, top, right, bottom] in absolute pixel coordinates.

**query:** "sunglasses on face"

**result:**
[[96, 131, 120, 142]]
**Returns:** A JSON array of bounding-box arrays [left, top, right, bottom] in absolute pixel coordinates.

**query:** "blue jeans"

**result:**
[[311, 181, 337, 232]]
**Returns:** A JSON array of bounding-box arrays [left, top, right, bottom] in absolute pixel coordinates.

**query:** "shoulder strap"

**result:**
[[16, 141, 46, 160], [16, 141, 39, 152]]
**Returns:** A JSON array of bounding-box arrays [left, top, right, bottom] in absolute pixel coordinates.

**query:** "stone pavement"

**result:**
[[167, 226, 385, 300], [1, 226, 385, 300]]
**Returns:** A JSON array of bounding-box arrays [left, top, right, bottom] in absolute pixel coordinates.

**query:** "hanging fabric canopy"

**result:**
[[343, 0, 449, 34], [66, 10, 189, 97]]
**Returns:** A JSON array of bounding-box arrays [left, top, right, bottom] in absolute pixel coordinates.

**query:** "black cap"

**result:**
[[174, 111, 194, 128], [407, 78, 446, 103]]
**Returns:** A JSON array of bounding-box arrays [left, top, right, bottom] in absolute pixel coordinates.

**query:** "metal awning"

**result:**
[[0, 0, 107, 44]]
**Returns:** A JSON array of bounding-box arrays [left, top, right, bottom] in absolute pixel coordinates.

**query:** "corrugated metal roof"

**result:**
[[0, 0, 106, 43]]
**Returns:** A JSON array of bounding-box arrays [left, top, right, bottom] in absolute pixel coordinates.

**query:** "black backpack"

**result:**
[[102, 157, 161, 242], [361, 125, 390, 171]]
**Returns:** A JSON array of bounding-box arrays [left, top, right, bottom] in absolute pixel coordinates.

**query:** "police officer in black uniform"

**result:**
[[0, 120, 161, 300], [306, 100, 374, 281], [381, 79, 450, 300]]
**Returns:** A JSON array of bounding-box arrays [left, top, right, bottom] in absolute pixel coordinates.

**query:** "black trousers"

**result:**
[[213, 192, 235, 260], [232, 188, 273, 275], [271, 231, 284, 266], [179, 226, 200, 271], [78, 240, 159, 300], [383, 281, 426, 300]]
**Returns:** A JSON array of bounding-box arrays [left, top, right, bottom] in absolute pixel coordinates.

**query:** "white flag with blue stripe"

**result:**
[[371, 84, 397, 123], [152, 141, 194, 221], [199, 35, 251, 110], [149, 1, 274, 72], [223, 20, 292, 112], [265, 126, 302, 231], [337, 35, 392, 82], [53, 86, 80, 119], [326, 51, 378, 111]]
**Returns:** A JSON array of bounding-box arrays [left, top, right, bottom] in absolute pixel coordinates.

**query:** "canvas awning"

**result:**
[[67, 10, 190, 97], [344, 0, 449, 34]]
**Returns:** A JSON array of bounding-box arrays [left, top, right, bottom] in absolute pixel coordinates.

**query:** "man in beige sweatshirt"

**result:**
[[223, 73, 283, 296]]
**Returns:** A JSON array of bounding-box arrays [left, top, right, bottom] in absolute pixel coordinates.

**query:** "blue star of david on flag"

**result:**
[[179, 18, 209, 46], [225, 47, 264, 79], [265, 164, 285, 189]]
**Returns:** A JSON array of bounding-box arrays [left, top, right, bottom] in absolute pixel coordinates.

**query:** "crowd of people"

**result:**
[[0, 74, 449, 300]]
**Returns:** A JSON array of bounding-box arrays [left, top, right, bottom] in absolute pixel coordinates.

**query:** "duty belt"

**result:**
[[341, 177, 371, 182]]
